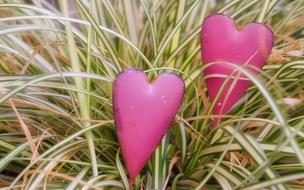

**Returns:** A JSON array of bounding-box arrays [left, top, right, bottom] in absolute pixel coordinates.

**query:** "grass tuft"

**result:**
[[0, 0, 304, 189]]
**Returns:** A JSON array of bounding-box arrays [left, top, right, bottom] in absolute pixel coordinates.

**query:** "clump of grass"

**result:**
[[0, 0, 304, 189]]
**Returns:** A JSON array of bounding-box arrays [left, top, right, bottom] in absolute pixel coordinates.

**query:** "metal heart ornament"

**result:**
[[113, 69, 184, 184], [200, 14, 274, 125]]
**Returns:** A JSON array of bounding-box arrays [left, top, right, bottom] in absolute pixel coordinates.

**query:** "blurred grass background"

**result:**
[[0, 0, 304, 189]]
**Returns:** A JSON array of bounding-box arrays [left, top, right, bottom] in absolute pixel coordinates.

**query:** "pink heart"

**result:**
[[113, 69, 184, 183], [201, 14, 274, 120]]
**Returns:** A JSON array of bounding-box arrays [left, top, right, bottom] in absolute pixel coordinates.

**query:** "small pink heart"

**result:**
[[113, 69, 184, 183], [201, 14, 274, 120]]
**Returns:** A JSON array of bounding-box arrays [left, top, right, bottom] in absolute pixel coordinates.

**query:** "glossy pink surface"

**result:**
[[113, 69, 184, 182], [201, 14, 274, 117]]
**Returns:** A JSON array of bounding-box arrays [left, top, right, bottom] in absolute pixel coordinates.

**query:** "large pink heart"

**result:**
[[201, 14, 274, 121], [113, 69, 184, 183]]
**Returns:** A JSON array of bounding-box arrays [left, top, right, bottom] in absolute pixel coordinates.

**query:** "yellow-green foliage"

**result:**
[[0, 0, 304, 189]]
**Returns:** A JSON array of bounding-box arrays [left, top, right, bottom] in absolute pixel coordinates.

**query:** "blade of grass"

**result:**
[[8, 100, 38, 158], [60, 0, 98, 177], [116, 149, 129, 190]]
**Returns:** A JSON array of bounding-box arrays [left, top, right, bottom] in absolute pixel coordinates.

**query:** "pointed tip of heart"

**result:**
[[129, 183, 133, 190]]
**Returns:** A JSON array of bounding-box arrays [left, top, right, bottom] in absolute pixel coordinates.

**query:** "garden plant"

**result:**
[[0, 0, 304, 189]]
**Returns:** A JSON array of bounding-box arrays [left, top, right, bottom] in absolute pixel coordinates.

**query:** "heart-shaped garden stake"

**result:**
[[113, 69, 184, 186], [201, 14, 274, 127]]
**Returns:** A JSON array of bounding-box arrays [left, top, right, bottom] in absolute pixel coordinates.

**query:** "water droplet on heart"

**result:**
[[217, 102, 222, 106], [161, 95, 167, 103], [130, 105, 135, 109]]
